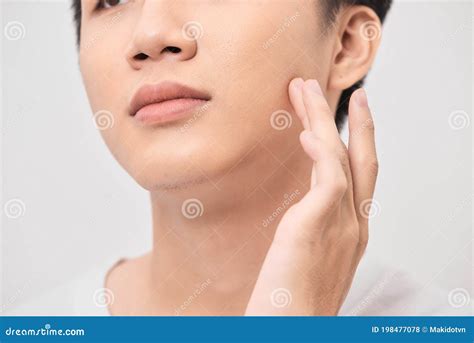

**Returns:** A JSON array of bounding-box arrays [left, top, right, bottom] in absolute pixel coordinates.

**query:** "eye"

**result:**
[[97, 0, 128, 10]]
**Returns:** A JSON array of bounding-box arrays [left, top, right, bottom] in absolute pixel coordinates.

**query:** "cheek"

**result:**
[[76, 3, 322, 190], [207, 3, 323, 118], [79, 12, 135, 109], [80, 53, 128, 156], [204, 6, 325, 160], [79, 22, 136, 157]]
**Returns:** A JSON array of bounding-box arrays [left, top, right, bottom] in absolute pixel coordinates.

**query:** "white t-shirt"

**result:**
[[4, 250, 471, 316]]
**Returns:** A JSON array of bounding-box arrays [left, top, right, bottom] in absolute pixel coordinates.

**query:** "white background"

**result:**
[[1, 0, 472, 311]]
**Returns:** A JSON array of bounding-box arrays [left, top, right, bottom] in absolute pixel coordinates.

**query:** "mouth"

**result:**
[[129, 81, 211, 125]]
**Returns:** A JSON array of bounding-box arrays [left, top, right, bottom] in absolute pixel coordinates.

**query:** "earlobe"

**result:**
[[328, 6, 383, 91]]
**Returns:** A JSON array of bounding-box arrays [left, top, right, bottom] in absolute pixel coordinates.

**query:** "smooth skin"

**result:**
[[78, 0, 382, 316], [246, 80, 378, 315]]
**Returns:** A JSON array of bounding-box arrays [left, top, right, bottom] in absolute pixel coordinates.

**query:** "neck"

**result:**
[[148, 144, 310, 315]]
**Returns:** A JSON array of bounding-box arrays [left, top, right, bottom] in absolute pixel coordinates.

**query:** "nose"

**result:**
[[126, 4, 198, 69]]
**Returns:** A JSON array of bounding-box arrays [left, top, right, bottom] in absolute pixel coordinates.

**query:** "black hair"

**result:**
[[71, 0, 392, 129], [323, 1, 392, 129]]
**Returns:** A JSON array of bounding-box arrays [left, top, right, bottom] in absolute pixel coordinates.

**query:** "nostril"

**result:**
[[163, 46, 181, 54], [134, 53, 148, 61], [131, 46, 182, 63]]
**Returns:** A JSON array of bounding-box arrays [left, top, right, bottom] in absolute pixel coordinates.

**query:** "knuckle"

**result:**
[[336, 143, 348, 158], [332, 177, 348, 196], [340, 228, 358, 246], [336, 144, 350, 168], [295, 229, 320, 248], [366, 158, 379, 177], [363, 118, 375, 132], [356, 156, 379, 177], [321, 178, 347, 200], [340, 156, 351, 173], [348, 224, 360, 241]]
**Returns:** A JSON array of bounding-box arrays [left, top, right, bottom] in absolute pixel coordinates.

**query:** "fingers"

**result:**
[[289, 78, 310, 130], [299, 131, 346, 191], [287, 78, 374, 264], [297, 131, 348, 224], [300, 80, 340, 148], [348, 89, 379, 225], [290, 78, 356, 210]]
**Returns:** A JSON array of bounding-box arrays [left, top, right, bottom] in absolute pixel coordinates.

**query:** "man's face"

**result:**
[[79, 0, 332, 191]]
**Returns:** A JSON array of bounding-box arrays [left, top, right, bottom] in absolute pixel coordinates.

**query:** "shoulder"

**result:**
[[339, 251, 472, 316], [2, 257, 121, 316], [104, 253, 151, 315]]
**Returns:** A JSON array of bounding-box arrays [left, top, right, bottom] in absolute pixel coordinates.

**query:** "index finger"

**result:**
[[301, 79, 341, 148]]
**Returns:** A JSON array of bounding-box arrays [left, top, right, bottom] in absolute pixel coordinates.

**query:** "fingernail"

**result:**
[[292, 78, 304, 90], [306, 80, 323, 95], [355, 88, 368, 108]]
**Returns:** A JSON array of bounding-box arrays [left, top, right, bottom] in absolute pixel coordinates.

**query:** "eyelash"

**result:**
[[95, 0, 127, 11]]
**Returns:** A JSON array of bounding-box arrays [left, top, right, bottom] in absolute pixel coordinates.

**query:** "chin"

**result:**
[[121, 140, 240, 192]]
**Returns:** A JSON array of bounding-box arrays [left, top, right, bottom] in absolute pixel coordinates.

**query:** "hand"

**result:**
[[245, 79, 379, 316]]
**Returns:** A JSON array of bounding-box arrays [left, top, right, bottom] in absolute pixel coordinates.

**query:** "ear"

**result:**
[[328, 6, 383, 91]]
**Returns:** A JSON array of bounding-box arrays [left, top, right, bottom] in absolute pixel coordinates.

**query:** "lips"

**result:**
[[129, 81, 211, 125]]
